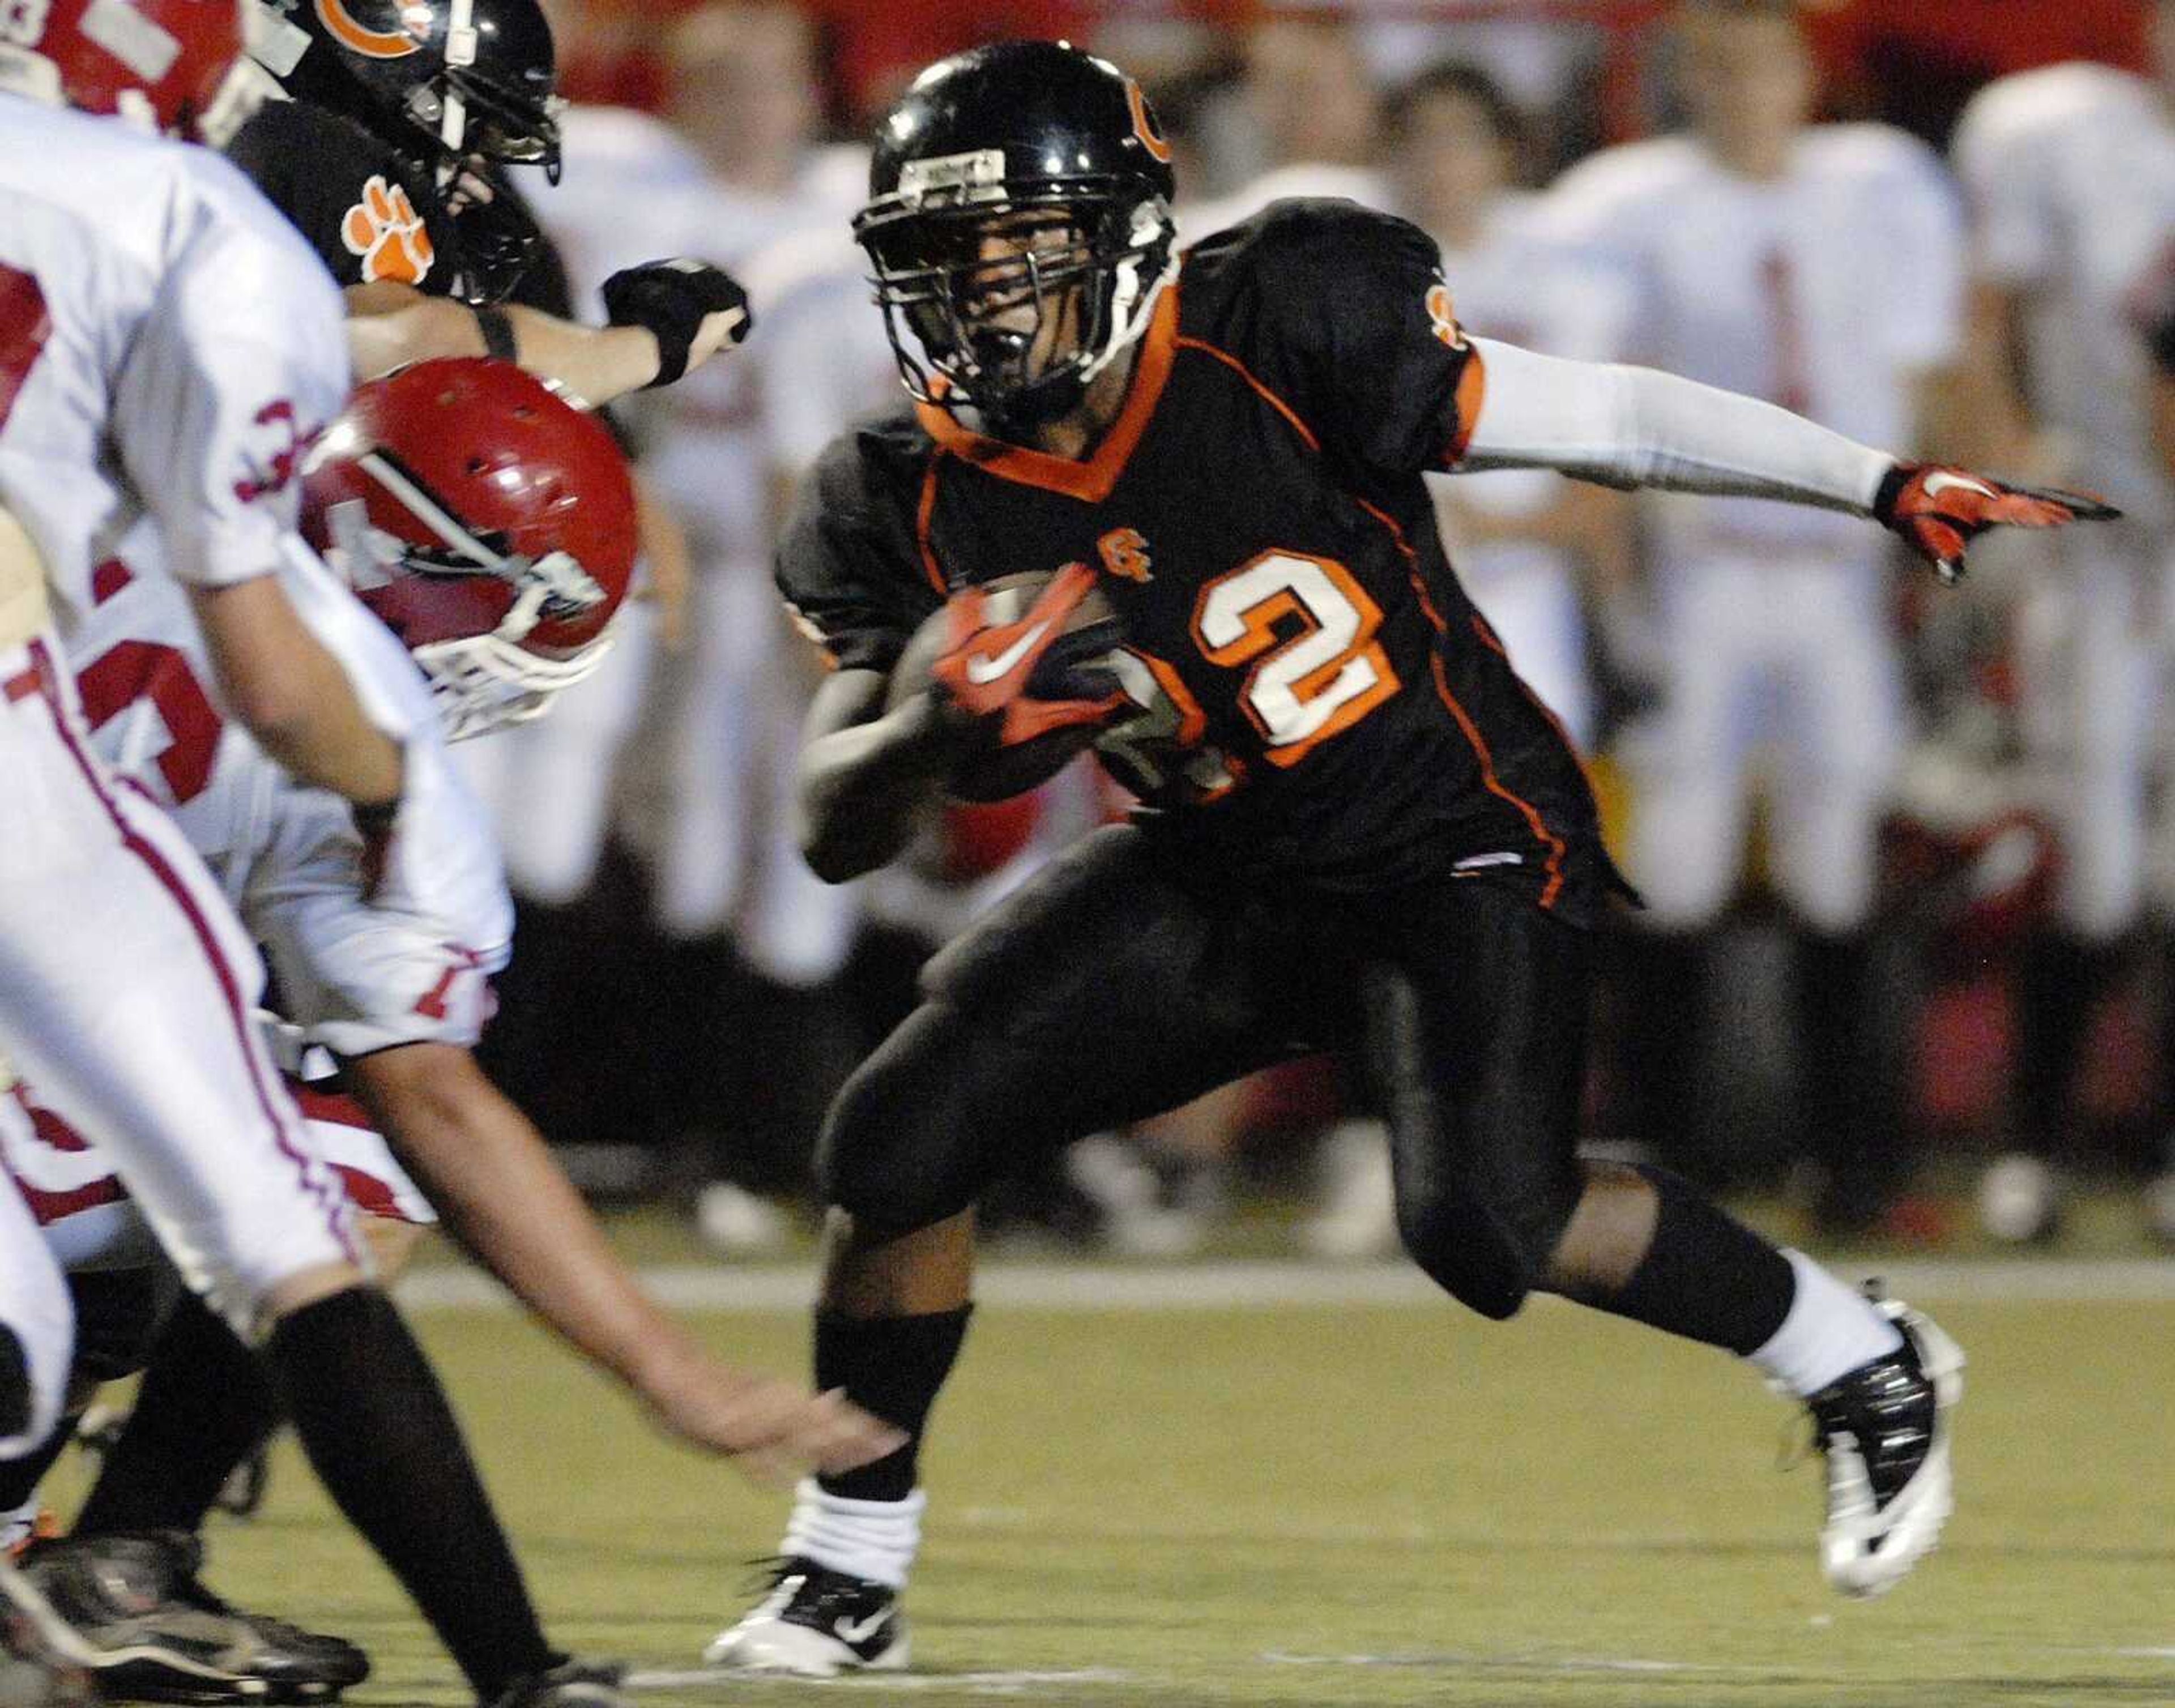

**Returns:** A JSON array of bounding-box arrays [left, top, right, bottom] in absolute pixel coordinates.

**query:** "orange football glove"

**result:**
[[931, 561, 1128, 744], [1875, 464, 2121, 585]]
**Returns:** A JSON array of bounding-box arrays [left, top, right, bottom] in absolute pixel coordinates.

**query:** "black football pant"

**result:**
[[821, 825, 1591, 1320]]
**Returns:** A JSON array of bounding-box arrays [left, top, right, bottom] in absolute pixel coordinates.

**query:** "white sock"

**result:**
[[1750, 1250, 1904, 1398], [780, 1479, 926, 1590]]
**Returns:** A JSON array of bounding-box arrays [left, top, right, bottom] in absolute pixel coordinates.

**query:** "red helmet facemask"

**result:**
[[0, 0, 270, 143], [301, 357, 637, 741]]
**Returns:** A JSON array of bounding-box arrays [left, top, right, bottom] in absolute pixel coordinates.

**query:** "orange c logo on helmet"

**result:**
[[314, 0, 420, 60], [1125, 79, 1172, 165]]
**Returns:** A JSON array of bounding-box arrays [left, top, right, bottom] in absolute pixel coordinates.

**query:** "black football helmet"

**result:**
[[247, 0, 561, 185], [854, 40, 1178, 432]]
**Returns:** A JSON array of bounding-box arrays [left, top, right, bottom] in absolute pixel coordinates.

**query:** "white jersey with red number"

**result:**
[[1543, 125, 1963, 563], [0, 100, 363, 1340], [74, 528, 512, 1058], [1952, 63, 2175, 539], [0, 100, 348, 631]]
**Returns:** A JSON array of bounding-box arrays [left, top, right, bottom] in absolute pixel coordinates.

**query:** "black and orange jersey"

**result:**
[[224, 101, 572, 314], [779, 198, 1622, 920], [227, 103, 463, 294]]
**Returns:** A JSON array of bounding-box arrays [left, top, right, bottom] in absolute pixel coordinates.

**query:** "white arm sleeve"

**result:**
[[1460, 336, 1895, 516]]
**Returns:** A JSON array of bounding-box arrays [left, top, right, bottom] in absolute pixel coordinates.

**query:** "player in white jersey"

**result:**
[[0, 10, 896, 1702], [0, 360, 901, 1700], [0, 6, 566, 1702], [1948, 14, 2175, 1240], [1543, 0, 1965, 1230]]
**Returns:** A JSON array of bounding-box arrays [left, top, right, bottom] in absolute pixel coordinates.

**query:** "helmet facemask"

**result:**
[[858, 174, 1173, 434]]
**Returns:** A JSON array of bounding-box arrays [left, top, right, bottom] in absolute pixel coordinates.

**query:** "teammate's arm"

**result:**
[[343, 262, 749, 403], [189, 578, 402, 808], [343, 1043, 902, 1478]]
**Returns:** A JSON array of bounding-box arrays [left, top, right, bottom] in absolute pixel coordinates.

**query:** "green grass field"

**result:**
[[49, 1259, 2175, 1708]]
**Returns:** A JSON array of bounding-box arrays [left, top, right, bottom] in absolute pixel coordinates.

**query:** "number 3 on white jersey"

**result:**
[[1191, 550, 1400, 766]]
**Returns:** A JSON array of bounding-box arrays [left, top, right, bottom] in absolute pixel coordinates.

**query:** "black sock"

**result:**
[[0, 1411, 72, 1514], [266, 1288, 557, 1698], [1600, 1164, 1796, 1355], [74, 1293, 276, 1538], [813, 1306, 972, 1504], [0, 1327, 28, 1444]]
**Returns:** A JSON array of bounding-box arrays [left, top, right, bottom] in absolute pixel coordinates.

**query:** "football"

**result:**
[[886, 570, 1126, 802]]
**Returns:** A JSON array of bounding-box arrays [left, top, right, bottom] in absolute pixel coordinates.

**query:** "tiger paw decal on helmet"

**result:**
[[342, 177, 436, 285]]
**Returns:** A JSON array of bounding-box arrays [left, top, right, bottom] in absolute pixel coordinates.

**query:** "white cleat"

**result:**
[[703, 1559, 907, 1677], [1807, 1299, 1964, 1598]]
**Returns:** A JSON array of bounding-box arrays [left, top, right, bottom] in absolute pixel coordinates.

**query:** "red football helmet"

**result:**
[[301, 357, 637, 741], [0, 0, 267, 143]]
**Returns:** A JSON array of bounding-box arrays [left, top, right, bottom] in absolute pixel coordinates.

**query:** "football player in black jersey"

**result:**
[[702, 41, 2119, 1676], [227, 0, 749, 401]]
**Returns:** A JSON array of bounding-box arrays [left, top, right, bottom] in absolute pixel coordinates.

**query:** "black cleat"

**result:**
[[18, 1532, 366, 1703], [0, 1561, 96, 1708], [703, 1557, 906, 1677], [1805, 1296, 1963, 1597]]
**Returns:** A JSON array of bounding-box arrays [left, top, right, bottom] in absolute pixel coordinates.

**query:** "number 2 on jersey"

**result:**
[[1191, 551, 1400, 766]]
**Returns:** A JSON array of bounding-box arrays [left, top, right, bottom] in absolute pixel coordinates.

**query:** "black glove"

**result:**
[[600, 258, 751, 388]]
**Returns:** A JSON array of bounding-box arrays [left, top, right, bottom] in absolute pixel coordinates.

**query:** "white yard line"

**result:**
[[396, 1256, 2175, 1313], [628, 1668, 1139, 1695]]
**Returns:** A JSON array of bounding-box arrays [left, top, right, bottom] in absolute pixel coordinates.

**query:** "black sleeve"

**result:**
[[774, 426, 943, 676], [1210, 200, 1487, 485], [223, 104, 462, 295]]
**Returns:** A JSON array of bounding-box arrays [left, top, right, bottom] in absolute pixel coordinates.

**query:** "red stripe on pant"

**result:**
[[23, 638, 359, 1265]]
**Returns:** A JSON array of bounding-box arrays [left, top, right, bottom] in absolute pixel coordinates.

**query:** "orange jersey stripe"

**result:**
[[1173, 336, 1321, 452], [1355, 494, 1567, 908], [915, 452, 947, 596]]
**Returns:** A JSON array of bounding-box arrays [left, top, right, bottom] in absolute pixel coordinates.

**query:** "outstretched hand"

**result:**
[[1875, 463, 2121, 585], [643, 1356, 906, 1487]]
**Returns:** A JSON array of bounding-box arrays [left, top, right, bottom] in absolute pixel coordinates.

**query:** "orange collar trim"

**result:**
[[913, 283, 1180, 504]]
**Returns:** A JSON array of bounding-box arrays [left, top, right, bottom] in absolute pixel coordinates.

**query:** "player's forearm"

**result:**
[[348, 1045, 711, 1395], [342, 283, 662, 402], [500, 307, 660, 405], [796, 682, 960, 883], [189, 580, 403, 807], [1461, 338, 1892, 516]]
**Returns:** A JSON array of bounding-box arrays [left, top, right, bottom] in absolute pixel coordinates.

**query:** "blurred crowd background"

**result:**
[[460, 0, 2175, 1260]]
